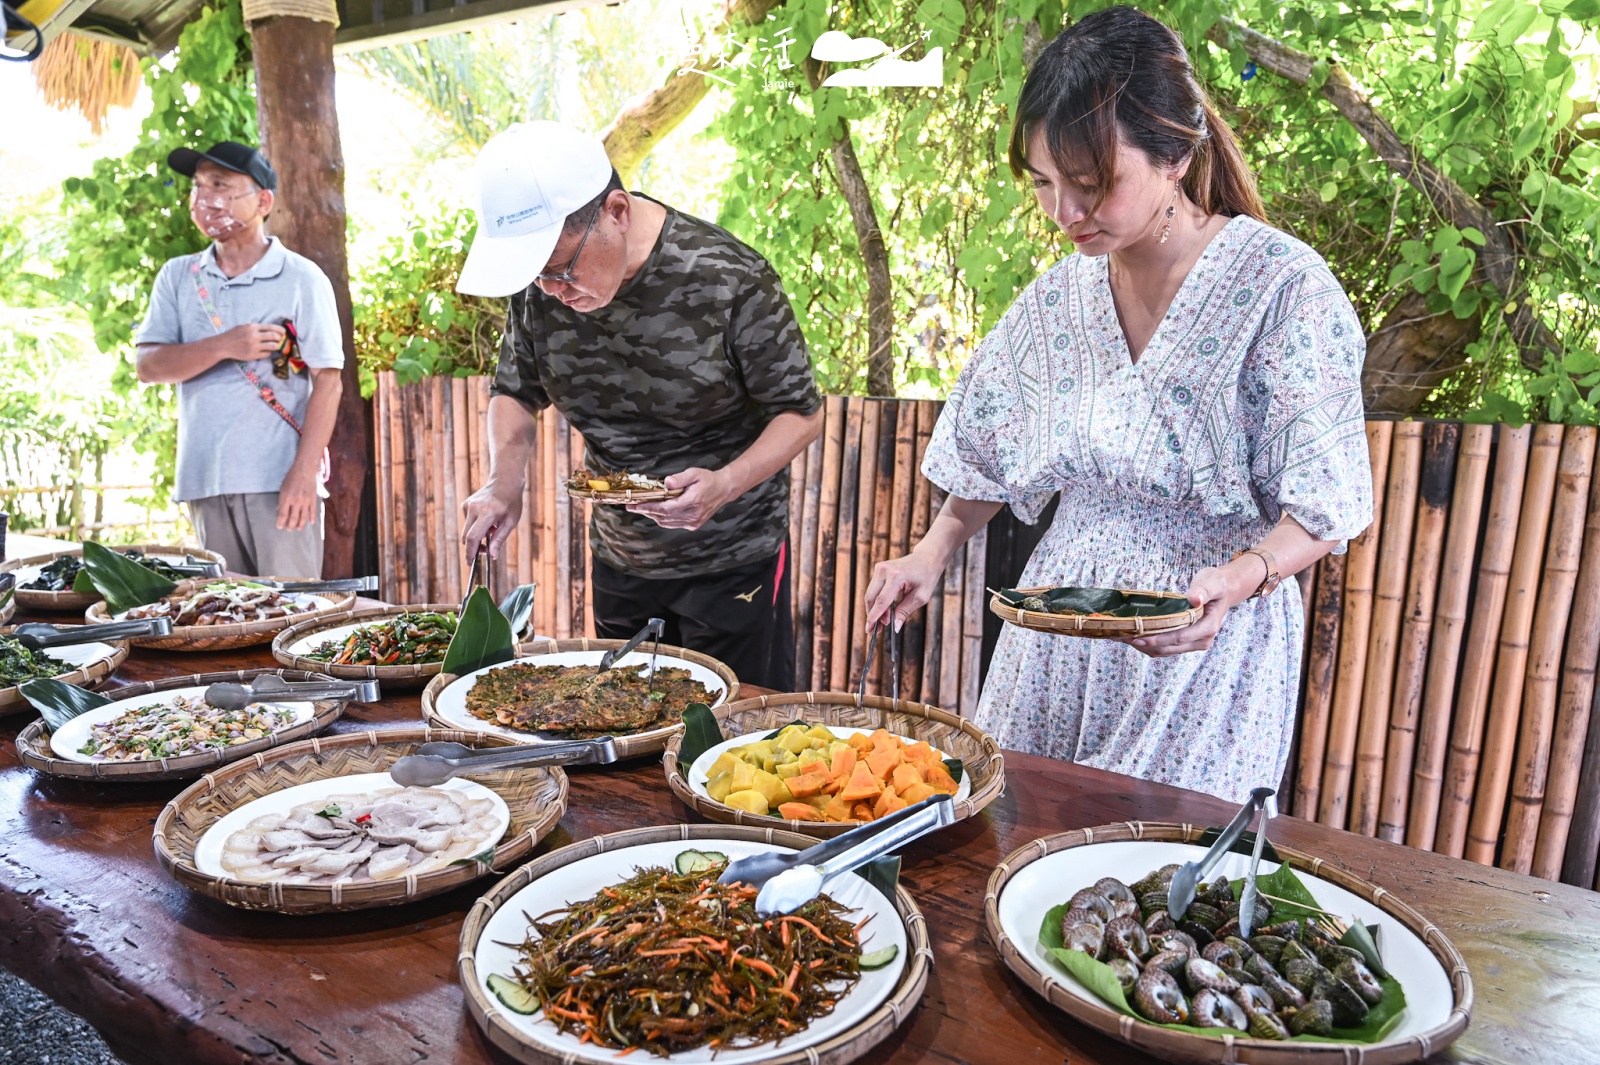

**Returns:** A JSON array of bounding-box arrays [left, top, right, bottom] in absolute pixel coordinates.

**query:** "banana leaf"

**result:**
[[441, 587, 515, 676], [21, 678, 113, 732], [996, 586, 1192, 618], [1038, 861, 1406, 1044], [678, 702, 723, 769], [81, 541, 177, 615], [498, 583, 538, 641]]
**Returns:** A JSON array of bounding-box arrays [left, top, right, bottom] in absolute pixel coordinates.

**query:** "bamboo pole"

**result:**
[[1538, 431, 1600, 881], [397, 382, 418, 603], [922, 481, 948, 705], [439, 378, 460, 599], [830, 398, 865, 691], [941, 538, 965, 711], [1498, 427, 1593, 873], [848, 400, 882, 690], [869, 401, 899, 691], [521, 396, 542, 611], [540, 409, 560, 638], [812, 397, 846, 691], [961, 524, 988, 718], [1377, 421, 1459, 842], [795, 429, 825, 690], [426, 379, 445, 599], [891, 401, 921, 699], [1294, 553, 1345, 817], [449, 380, 470, 600], [1408, 423, 1493, 851], [554, 413, 573, 639], [1353, 421, 1423, 836], [1318, 420, 1393, 829], [375, 374, 394, 601], [1566, 680, 1600, 887], [570, 422, 590, 637]]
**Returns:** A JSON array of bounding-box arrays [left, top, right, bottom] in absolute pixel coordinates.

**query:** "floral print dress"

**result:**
[[922, 216, 1373, 803]]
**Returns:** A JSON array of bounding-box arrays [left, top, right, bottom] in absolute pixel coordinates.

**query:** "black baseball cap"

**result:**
[[167, 141, 278, 191]]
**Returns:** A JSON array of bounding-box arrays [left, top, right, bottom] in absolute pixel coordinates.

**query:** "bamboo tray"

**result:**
[[421, 638, 740, 758], [16, 668, 346, 782], [985, 822, 1472, 1065], [989, 586, 1201, 638], [1, 544, 227, 613], [153, 727, 568, 913], [663, 691, 1005, 837], [0, 625, 128, 714], [459, 822, 932, 1065], [85, 578, 356, 652], [0, 595, 13, 627], [564, 484, 684, 504], [272, 603, 457, 687]]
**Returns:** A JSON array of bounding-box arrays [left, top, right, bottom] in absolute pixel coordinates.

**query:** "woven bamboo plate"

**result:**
[[422, 638, 740, 758], [153, 726, 568, 913], [85, 577, 356, 652], [459, 823, 932, 1065], [272, 603, 458, 687], [990, 586, 1201, 638], [565, 483, 684, 504], [663, 691, 1005, 837], [0, 595, 13, 627], [985, 822, 1472, 1065], [0, 625, 128, 714], [1, 544, 227, 613], [15, 668, 348, 781]]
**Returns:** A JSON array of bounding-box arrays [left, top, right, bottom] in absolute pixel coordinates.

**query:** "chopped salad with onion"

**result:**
[[76, 694, 299, 761]]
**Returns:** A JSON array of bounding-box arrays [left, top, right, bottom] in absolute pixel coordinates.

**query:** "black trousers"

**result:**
[[590, 545, 795, 692]]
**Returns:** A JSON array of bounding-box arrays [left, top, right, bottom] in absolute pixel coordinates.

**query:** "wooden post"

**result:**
[[1294, 553, 1345, 817], [248, 7, 368, 579]]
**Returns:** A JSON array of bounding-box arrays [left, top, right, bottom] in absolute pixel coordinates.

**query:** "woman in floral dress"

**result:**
[[865, 7, 1373, 803]]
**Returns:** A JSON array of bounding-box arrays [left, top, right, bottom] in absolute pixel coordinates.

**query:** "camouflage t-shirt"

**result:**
[[493, 198, 821, 579]]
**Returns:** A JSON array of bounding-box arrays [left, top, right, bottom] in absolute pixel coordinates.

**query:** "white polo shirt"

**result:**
[[135, 238, 344, 503]]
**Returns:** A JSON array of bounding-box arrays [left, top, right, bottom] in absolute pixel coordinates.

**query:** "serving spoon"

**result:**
[[9, 618, 174, 650], [202, 674, 381, 710], [389, 736, 619, 787]]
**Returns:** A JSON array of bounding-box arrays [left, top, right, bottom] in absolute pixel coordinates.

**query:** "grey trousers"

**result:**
[[187, 493, 324, 579]]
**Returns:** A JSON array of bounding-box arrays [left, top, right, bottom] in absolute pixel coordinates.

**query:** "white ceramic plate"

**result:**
[[993, 840, 1453, 1044], [284, 616, 554, 657], [432, 650, 729, 744], [111, 589, 333, 623], [3, 638, 119, 677], [193, 771, 510, 880], [49, 684, 318, 763], [471, 837, 908, 1064], [687, 726, 972, 805]]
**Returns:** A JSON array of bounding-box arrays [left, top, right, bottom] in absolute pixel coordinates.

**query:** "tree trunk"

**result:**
[[1362, 291, 1483, 414], [250, 15, 368, 579]]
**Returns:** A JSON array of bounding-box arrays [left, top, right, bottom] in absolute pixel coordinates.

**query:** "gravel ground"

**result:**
[[0, 968, 126, 1065]]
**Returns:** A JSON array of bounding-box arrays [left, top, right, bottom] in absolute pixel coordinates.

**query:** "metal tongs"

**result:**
[[1167, 786, 1275, 926], [856, 622, 902, 702], [245, 576, 379, 593], [163, 554, 225, 578], [388, 736, 620, 787], [461, 541, 491, 613], [597, 617, 666, 676], [202, 673, 381, 711], [719, 793, 947, 891], [753, 794, 955, 915], [10, 618, 174, 649]]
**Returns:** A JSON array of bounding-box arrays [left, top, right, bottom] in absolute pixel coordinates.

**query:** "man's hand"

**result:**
[[223, 323, 285, 362], [462, 480, 526, 559], [626, 468, 734, 531], [277, 466, 319, 532]]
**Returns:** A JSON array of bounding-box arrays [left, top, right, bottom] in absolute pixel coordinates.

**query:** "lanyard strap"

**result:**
[[190, 258, 303, 436]]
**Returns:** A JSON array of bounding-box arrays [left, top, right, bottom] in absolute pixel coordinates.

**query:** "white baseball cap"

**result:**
[[456, 121, 615, 297]]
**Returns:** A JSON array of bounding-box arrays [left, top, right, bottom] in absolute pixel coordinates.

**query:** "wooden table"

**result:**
[[2, 639, 1597, 1065]]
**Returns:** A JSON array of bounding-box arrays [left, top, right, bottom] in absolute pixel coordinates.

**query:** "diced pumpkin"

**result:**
[[785, 770, 830, 798], [838, 762, 884, 802], [870, 728, 899, 752], [866, 746, 902, 782], [898, 781, 938, 805], [851, 801, 876, 821], [803, 792, 832, 811], [823, 794, 855, 822], [901, 741, 936, 765], [828, 746, 858, 782], [923, 760, 959, 794], [891, 762, 926, 794], [725, 790, 769, 816], [778, 801, 826, 822]]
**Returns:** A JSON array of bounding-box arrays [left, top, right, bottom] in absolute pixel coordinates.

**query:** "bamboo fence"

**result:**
[[374, 376, 1600, 891]]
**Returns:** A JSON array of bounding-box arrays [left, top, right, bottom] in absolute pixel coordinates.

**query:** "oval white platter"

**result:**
[[431, 650, 729, 745], [49, 684, 318, 763], [469, 837, 908, 1064], [992, 839, 1454, 1045], [686, 726, 973, 805], [193, 772, 511, 880]]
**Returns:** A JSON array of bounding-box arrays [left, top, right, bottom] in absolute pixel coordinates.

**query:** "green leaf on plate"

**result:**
[[859, 854, 901, 905], [497, 583, 538, 641], [441, 586, 515, 676], [944, 757, 964, 784], [72, 568, 96, 594], [21, 678, 113, 732], [81, 541, 177, 615], [678, 702, 724, 769]]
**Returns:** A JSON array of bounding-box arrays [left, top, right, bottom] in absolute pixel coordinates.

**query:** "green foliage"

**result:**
[[55, 0, 257, 505], [351, 203, 503, 394]]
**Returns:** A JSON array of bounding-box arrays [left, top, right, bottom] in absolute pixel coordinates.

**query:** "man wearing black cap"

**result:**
[[133, 141, 345, 578]]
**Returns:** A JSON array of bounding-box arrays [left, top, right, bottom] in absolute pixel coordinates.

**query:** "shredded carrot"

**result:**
[[615, 1048, 637, 1058], [737, 955, 780, 979], [781, 915, 834, 944], [636, 947, 694, 957], [783, 961, 801, 996], [548, 1005, 592, 1022]]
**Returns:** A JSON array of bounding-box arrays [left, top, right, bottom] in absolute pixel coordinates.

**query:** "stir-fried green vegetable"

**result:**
[[0, 636, 70, 687], [22, 551, 191, 593], [497, 857, 866, 1056], [305, 611, 458, 666]]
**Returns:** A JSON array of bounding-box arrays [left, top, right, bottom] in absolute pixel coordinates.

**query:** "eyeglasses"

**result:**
[[535, 209, 599, 286]]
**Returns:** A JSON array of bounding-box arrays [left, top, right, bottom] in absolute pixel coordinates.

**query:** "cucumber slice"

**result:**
[[487, 973, 539, 1014], [675, 849, 727, 875], [859, 945, 899, 970]]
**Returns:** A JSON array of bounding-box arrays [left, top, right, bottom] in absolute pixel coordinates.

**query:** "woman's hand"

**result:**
[[864, 551, 946, 631], [1124, 564, 1250, 657]]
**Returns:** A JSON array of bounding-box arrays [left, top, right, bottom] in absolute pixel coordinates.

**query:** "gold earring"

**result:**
[[1158, 181, 1180, 244]]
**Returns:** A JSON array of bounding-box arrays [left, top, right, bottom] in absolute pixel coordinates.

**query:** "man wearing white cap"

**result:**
[[459, 121, 822, 691]]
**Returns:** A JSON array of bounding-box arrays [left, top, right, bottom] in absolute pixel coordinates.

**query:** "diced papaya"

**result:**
[[923, 760, 959, 794], [828, 746, 858, 782], [898, 781, 938, 805], [838, 762, 884, 802], [901, 741, 935, 765], [778, 801, 826, 822], [866, 746, 902, 782], [851, 801, 875, 821], [803, 792, 832, 811], [823, 794, 855, 821], [872, 785, 899, 819], [785, 770, 830, 798], [870, 728, 899, 753], [891, 762, 926, 794], [846, 731, 875, 754]]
